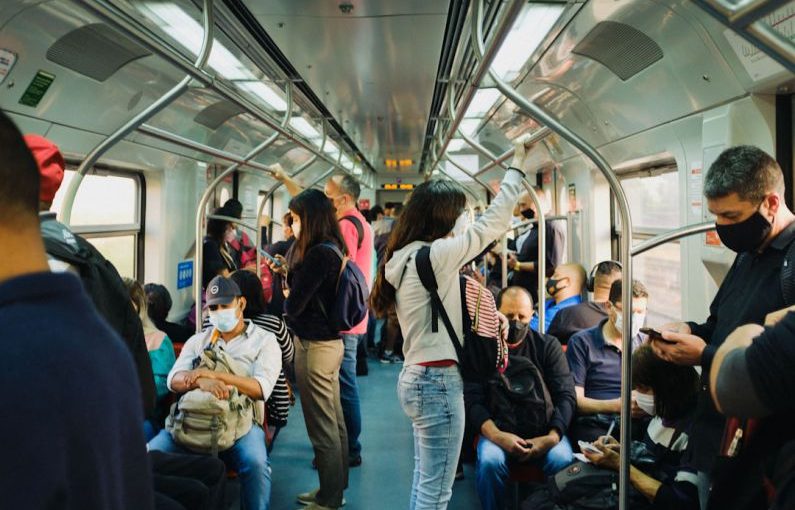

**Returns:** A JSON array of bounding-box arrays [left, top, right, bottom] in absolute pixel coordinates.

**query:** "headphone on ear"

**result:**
[[586, 260, 623, 292]]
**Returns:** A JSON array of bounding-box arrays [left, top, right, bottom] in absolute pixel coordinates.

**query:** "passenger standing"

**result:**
[[264, 212, 296, 316], [202, 210, 237, 288], [222, 198, 257, 269], [508, 187, 566, 303], [650, 146, 795, 510], [0, 111, 153, 508], [370, 135, 532, 510], [267, 189, 349, 510], [548, 260, 621, 344], [29, 133, 157, 418], [324, 174, 373, 466], [529, 263, 586, 332]]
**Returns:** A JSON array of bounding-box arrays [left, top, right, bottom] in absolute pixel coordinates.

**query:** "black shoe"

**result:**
[[349, 455, 362, 467]]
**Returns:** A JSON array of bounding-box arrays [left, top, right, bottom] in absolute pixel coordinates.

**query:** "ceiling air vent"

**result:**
[[572, 21, 663, 81], [195, 101, 247, 130], [46, 23, 150, 82]]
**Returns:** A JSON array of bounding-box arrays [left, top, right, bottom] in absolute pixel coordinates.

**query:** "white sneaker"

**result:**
[[297, 489, 346, 507]]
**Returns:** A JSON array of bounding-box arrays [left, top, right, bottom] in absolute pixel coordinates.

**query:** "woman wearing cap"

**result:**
[[267, 188, 349, 510]]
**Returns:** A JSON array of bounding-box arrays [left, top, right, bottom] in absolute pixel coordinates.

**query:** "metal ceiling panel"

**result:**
[[242, 0, 450, 173]]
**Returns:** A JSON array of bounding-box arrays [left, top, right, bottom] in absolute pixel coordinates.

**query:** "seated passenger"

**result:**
[[465, 286, 576, 510], [29, 132, 156, 418], [529, 263, 587, 332], [583, 344, 700, 510], [566, 279, 646, 443], [0, 110, 153, 508], [145, 283, 194, 345], [549, 260, 622, 344], [148, 276, 282, 510]]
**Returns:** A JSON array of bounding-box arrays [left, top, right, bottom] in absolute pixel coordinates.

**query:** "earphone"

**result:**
[[586, 260, 623, 292]]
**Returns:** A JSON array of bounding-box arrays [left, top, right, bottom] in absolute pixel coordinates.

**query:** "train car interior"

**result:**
[[1, 0, 793, 509]]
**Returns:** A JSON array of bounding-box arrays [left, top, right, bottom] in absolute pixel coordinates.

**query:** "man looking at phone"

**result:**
[[650, 146, 795, 510], [464, 286, 576, 510]]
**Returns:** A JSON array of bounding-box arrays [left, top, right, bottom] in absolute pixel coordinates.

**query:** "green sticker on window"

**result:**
[[19, 70, 55, 108]]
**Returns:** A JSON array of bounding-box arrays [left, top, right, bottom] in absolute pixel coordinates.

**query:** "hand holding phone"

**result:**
[[640, 327, 677, 345], [258, 248, 282, 267], [578, 440, 602, 455]]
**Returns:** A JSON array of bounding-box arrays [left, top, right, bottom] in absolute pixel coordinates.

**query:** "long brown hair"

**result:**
[[370, 180, 467, 317], [288, 188, 347, 267]]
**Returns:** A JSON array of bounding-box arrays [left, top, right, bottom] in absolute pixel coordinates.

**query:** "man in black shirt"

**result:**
[[465, 286, 576, 510], [549, 260, 622, 344], [0, 111, 153, 508], [651, 146, 795, 510]]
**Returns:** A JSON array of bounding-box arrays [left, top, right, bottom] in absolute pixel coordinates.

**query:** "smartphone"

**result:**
[[639, 327, 677, 344], [578, 440, 601, 454], [258, 248, 282, 267]]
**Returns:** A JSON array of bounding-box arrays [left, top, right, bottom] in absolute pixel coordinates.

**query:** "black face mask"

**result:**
[[508, 319, 529, 345], [546, 278, 565, 297], [521, 208, 535, 220], [715, 209, 772, 253]]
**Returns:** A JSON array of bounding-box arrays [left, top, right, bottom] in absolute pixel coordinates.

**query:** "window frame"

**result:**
[[62, 163, 146, 280]]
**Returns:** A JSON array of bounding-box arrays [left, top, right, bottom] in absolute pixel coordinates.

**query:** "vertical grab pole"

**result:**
[[567, 211, 574, 263], [61, 0, 215, 225], [471, 1, 633, 506], [501, 234, 509, 290], [194, 83, 293, 331], [521, 180, 547, 334]]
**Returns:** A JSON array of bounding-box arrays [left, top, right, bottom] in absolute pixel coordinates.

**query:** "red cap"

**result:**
[[24, 134, 65, 203]]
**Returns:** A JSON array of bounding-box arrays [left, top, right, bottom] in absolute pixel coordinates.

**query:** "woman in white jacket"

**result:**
[[370, 136, 534, 509]]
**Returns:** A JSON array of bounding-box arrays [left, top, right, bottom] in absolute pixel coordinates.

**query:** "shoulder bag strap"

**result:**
[[415, 246, 464, 356], [341, 215, 364, 249]]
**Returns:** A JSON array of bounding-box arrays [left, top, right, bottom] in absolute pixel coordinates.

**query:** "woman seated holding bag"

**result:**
[[581, 344, 701, 510]]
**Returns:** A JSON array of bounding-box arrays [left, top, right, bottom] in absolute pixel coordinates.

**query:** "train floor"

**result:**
[[258, 360, 483, 510]]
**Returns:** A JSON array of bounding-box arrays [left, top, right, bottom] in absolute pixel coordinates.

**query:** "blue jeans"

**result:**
[[475, 435, 573, 510], [148, 425, 271, 510], [398, 365, 465, 510], [340, 333, 363, 458]]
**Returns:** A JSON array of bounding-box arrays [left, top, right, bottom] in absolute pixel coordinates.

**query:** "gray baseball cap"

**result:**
[[205, 275, 241, 306]]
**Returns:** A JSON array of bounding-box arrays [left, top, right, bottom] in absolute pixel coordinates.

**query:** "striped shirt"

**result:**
[[202, 312, 294, 426]]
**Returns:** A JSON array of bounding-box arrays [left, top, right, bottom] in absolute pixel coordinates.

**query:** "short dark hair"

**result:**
[[144, 283, 172, 326], [337, 174, 361, 201], [609, 279, 648, 304], [632, 344, 699, 420], [223, 198, 243, 219], [0, 110, 40, 222], [704, 145, 784, 203], [596, 260, 622, 277], [230, 270, 266, 317], [371, 205, 384, 217]]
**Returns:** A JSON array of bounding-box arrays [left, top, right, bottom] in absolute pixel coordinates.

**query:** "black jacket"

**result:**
[[511, 220, 565, 302], [465, 328, 576, 436], [285, 243, 343, 340]]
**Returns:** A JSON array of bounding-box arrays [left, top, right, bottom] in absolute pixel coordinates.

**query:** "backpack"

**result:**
[[40, 215, 156, 417], [415, 246, 508, 381], [736, 238, 795, 305], [341, 215, 364, 249], [166, 332, 257, 455], [314, 242, 369, 331], [488, 354, 554, 439]]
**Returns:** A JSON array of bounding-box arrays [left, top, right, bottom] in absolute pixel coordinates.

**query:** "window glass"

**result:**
[[633, 240, 681, 325], [621, 171, 679, 231], [85, 235, 136, 279], [51, 171, 138, 226]]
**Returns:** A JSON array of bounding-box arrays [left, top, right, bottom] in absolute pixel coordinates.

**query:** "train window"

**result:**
[[619, 170, 682, 324], [50, 169, 143, 279]]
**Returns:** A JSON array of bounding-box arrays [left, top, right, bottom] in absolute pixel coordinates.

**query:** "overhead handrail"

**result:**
[[60, 0, 215, 226], [426, 1, 525, 174], [80, 0, 365, 182], [470, 1, 635, 506], [207, 215, 258, 233], [443, 155, 494, 198], [473, 127, 552, 178], [631, 222, 716, 256], [193, 82, 294, 330], [507, 212, 580, 233], [255, 122, 330, 277]]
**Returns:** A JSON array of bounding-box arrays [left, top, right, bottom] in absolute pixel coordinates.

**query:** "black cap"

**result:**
[[205, 275, 241, 306]]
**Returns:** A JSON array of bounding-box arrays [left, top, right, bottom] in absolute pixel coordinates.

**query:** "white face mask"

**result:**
[[451, 211, 470, 237], [209, 307, 239, 333], [613, 311, 644, 338], [634, 391, 656, 416], [224, 228, 237, 244], [292, 221, 301, 239]]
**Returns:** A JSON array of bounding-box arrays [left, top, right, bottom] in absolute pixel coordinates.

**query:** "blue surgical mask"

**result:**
[[209, 308, 240, 333]]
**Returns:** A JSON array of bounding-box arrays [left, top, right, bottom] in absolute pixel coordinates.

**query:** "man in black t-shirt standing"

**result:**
[[0, 112, 153, 508], [651, 146, 795, 510]]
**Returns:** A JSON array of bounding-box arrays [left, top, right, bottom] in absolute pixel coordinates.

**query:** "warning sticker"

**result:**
[[19, 70, 55, 108]]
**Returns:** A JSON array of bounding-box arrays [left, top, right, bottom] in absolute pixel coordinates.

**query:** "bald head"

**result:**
[[498, 286, 534, 324], [548, 263, 586, 303], [513, 187, 551, 218]]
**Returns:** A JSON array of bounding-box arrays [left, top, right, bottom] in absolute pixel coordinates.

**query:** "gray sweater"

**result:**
[[384, 169, 524, 365]]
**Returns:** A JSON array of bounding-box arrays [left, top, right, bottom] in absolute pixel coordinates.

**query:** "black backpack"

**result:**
[[488, 354, 554, 439], [41, 217, 156, 417], [414, 246, 507, 381]]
